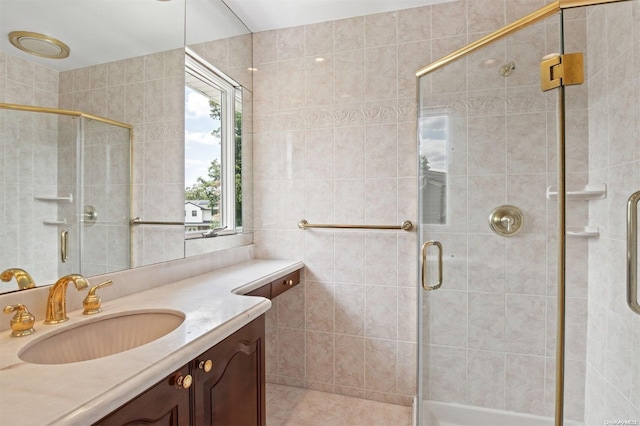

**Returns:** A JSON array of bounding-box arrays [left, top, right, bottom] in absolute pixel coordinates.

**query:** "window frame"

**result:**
[[184, 49, 241, 238]]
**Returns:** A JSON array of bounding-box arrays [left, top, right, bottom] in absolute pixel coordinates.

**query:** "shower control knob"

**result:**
[[489, 205, 524, 237]]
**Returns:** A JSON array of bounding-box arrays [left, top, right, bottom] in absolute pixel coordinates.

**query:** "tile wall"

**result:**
[[58, 49, 186, 268], [584, 1, 640, 424], [252, 0, 495, 407], [0, 52, 61, 286], [251, 0, 592, 417]]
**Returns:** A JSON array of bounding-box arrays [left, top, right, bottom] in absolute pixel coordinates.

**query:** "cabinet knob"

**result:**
[[283, 279, 294, 287], [198, 359, 213, 373], [175, 374, 192, 389]]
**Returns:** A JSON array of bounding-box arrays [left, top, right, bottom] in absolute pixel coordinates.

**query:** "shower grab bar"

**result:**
[[297, 219, 414, 231], [627, 191, 640, 315], [421, 241, 443, 291], [130, 217, 184, 226]]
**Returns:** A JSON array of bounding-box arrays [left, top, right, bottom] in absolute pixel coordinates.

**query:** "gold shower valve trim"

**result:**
[[489, 205, 525, 237]]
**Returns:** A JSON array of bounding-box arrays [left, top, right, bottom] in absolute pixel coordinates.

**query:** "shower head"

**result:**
[[499, 61, 516, 77]]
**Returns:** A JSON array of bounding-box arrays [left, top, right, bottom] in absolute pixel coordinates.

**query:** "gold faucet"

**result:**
[[1, 268, 36, 290], [44, 274, 89, 324]]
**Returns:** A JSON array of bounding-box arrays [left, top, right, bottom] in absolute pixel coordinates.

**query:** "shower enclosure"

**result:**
[[416, 1, 639, 425], [0, 104, 132, 288]]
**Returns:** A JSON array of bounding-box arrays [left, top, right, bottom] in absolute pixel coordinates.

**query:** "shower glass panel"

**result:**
[[1, 109, 80, 286], [416, 10, 582, 425], [79, 118, 131, 277], [0, 106, 131, 289]]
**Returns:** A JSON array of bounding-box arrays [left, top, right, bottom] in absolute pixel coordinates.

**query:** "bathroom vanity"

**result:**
[[94, 316, 265, 425], [0, 258, 302, 426]]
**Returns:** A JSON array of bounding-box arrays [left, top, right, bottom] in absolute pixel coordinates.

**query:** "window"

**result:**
[[184, 49, 243, 237], [192, 210, 198, 217]]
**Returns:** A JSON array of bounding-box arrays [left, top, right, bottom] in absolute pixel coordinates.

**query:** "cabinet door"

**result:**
[[192, 315, 265, 426], [92, 367, 191, 426]]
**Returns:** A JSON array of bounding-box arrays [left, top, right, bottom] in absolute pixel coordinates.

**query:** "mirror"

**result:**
[[0, 0, 253, 294]]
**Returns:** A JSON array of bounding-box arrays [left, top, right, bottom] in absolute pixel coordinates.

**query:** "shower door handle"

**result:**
[[627, 191, 640, 315], [421, 240, 443, 291], [60, 229, 68, 263]]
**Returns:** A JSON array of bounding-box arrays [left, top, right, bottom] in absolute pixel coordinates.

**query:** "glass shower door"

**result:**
[[79, 117, 131, 277], [416, 9, 578, 425]]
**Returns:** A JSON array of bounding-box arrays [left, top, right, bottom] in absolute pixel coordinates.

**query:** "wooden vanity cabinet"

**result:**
[[191, 315, 265, 426], [92, 366, 191, 426], [92, 316, 265, 426], [245, 269, 301, 299]]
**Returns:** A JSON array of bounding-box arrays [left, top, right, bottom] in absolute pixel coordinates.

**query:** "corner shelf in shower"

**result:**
[[34, 194, 73, 202], [42, 219, 67, 226], [546, 184, 606, 200], [567, 226, 599, 238]]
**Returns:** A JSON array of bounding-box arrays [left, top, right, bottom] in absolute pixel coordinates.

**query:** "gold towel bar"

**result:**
[[298, 219, 414, 232], [130, 217, 184, 226]]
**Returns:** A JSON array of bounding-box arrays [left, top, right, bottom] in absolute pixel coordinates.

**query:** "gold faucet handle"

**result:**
[[83, 280, 113, 315], [3, 304, 36, 337]]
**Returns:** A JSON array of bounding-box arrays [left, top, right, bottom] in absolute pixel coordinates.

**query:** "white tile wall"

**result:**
[[252, 0, 592, 411], [59, 49, 186, 269], [0, 53, 61, 287], [585, 1, 640, 424]]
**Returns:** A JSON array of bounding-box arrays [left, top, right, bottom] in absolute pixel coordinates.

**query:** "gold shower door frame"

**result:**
[[0, 103, 135, 272], [415, 1, 633, 425]]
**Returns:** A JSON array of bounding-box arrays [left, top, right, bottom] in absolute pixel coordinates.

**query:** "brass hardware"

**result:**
[[421, 241, 443, 291], [551, 51, 569, 426], [540, 53, 584, 91], [0, 103, 132, 130], [627, 191, 640, 315], [175, 374, 193, 389], [1, 268, 36, 290], [560, 0, 631, 7], [282, 279, 294, 287], [83, 280, 113, 315], [130, 217, 184, 226], [3, 304, 35, 337], [298, 219, 415, 232], [416, 0, 626, 78], [489, 205, 525, 237], [60, 229, 68, 263], [416, 2, 559, 77], [44, 274, 89, 324], [198, 359, 213, 373]]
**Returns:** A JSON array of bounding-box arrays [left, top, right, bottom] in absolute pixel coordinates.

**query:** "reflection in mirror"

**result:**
[[185, 50, 245, 240], [419, 114, 448, 225], [0, 105, 131, 292], [0, 0, 253, 294]]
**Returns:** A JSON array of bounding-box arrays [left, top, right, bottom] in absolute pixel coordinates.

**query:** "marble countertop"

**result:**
[[0, 258, 303, 426]]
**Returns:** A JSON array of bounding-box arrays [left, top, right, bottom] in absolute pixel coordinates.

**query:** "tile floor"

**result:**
[[266, 383, 413, 426]]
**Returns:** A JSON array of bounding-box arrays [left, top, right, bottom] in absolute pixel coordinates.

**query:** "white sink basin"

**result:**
[[19, 310, 185, 364]]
